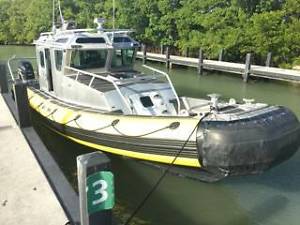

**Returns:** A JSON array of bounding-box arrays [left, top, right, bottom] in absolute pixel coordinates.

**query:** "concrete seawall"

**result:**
[[0, 95, 69, 225]]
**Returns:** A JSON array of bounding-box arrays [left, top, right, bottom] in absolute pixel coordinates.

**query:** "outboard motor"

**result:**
[[18, 61, 35, 81]]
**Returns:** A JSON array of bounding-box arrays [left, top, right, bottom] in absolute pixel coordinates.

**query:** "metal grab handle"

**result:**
[[142, 64, 181, 113], [65, 66, 133, 114]]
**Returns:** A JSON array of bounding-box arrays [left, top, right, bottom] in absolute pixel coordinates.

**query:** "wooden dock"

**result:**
[[136, 51, 300, 83]]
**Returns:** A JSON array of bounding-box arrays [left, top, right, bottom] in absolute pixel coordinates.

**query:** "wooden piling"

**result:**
[[243, 53, 251, 82], [13, 80, 31, 128], [184, 47, 189, 57], [160, 44, 164, 55], [266, 52, 272, 67], [0, 62, 8, 94], [142, 44, 147, 65], [135, 48, 300, 83], [166, 46, 170, 70], [218, 49, 224, 61], [198, 49, 204, 75]]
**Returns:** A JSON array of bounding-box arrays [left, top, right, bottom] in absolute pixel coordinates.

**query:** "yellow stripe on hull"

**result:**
[[48, 126, 201, 168], [28, 88, 202, 168]]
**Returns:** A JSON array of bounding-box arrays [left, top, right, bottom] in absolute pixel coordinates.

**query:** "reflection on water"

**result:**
[[2, 45, 300, 225]]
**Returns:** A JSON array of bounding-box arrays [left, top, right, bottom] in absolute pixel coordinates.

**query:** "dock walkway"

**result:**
[[0, 95, 68, 225], [136, 51, 300, 82]]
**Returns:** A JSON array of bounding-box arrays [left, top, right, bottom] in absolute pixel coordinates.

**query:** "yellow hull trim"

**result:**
[[49, 125, 201, 168], [28, 88, 201, 168]]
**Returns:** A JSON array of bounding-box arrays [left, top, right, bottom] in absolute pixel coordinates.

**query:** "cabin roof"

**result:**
[[33, 29, 139, 50]]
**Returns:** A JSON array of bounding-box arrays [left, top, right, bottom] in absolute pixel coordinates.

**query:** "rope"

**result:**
[[67, 114, 180, 136], [123, 112, 210, 225], [111, 121, 180, 138], [36, 102, 44, 109], [74, 119, 113, 132], [63, 114, 81, 125], [44, 108, 58, 119]]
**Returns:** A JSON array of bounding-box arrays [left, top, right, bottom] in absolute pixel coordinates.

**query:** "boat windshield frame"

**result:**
[[110, 47, 136, 72], [69, 48, 109, 71]]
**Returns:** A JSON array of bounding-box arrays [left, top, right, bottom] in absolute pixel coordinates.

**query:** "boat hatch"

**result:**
[[140, 96, 154, 108], [129, 92, 177, 116]]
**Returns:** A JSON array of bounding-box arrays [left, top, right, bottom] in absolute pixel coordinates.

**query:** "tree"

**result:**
[[0, 0, 11, 44], [0, 0, 299, 67]]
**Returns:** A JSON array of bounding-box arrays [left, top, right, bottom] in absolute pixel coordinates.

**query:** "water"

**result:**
[[1, 45, 300, 225]]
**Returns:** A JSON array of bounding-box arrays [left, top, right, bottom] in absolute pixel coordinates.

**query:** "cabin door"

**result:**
[[45, 48, 54, 91]]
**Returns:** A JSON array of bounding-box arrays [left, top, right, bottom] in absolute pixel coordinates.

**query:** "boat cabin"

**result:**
[[33, 22, 180, 116]]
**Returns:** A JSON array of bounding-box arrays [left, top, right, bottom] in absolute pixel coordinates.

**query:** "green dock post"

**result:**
[[198, 48, 204, 75], [13, 80, 31, 128], [77, 152, 114, 225], [266, 52, 272, 67], [0, 62, 8, 94], [243, 53, 251, 82], [142, 44, 147, 65]]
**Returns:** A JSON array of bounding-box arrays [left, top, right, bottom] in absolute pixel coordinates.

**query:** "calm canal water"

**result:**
[[1, 45, 300, 225]]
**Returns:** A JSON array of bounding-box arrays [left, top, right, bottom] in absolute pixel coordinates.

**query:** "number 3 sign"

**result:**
[[86, 171, 115, 214]]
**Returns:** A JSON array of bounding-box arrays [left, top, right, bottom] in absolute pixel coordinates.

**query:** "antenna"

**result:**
[[113, 0, 115, 29], [58, 0, 65, 26], [52, 0, 56, 33]]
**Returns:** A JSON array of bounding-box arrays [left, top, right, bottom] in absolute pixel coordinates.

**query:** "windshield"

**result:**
[[70, 49, 107, 69], [111, 48, 135, 69]]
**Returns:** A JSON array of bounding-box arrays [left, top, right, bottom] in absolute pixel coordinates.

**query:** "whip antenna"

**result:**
[[58, 0, 65, 26], [113, 0, 115, 29], [52, 0, 56, 33]]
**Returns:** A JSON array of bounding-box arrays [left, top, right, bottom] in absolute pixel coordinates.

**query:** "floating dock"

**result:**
[[136, 51, 300, 82]]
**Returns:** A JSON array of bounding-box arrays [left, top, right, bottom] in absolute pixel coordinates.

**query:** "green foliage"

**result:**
[[0, 0, 300, 67]]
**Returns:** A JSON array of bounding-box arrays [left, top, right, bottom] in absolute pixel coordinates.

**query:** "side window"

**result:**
[[55, 50, 63, 71], [39, 51, 45, 68]]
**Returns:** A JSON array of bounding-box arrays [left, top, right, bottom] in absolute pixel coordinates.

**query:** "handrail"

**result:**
[[114, 75, 159, 86], [65, 66, 133, 114], [7, 55, 37, 82], [142, 65, 181, 113], [40, 28, 133, 38], [7, 55, 16, 81]]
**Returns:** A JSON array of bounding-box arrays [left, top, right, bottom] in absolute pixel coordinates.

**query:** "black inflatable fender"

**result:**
[[196, 106, 300, 176]]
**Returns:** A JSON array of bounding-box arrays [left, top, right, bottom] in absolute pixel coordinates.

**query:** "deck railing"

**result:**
[[142, 65, 181, 113], [65, 65, 181, 114], [65, 66, 133, 113]]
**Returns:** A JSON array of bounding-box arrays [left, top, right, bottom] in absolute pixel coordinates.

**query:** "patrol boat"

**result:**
[[9, 18, 300, 181]]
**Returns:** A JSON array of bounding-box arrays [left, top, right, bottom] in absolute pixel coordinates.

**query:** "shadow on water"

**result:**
[[224, 149, 300, 193]]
